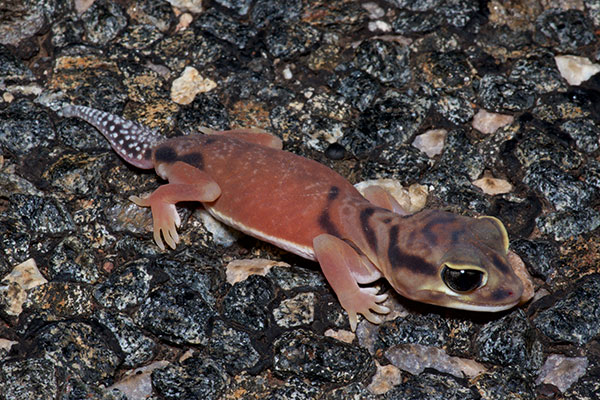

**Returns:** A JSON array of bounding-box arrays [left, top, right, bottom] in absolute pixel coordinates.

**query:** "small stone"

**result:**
[[412, 129, 447, 157], [2, 258, 47, 290], [171, 66, 217, 105], [225, 258, 289, 285], [472, 174, 513, 195], [355, 180, 428, 214], [368, 21, 392, 32], [385, 343, 486, 378], [324, 328, 355, 344], [165, 0, 203, 13], [75, 0, 95, 14], [0, 258, 47, 316], [472, 109, 514, 134], [555, 55, 600, 86], [535, 354, 588, 393], [367, 361, 402, 395], [109, 361, 170, 400]]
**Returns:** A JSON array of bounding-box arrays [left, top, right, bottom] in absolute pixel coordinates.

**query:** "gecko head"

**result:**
[[385, 211, 523, 312]]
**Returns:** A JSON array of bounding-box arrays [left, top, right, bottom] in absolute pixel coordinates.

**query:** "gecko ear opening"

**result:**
[[471, 216, 509, 254]]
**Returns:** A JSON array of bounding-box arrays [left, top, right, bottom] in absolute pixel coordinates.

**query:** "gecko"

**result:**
[[62, 104, 524, 331]]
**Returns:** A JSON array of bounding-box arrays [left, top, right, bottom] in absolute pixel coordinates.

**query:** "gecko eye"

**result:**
[[441, 266, 484, 293]]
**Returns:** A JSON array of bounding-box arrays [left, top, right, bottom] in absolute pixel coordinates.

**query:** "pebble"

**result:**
[[535, 354, 589, 393], [555, 55, 600, 86], [411, 128, 447, 157], [171, 66, 217, 105], [472, 109, 514, 135]]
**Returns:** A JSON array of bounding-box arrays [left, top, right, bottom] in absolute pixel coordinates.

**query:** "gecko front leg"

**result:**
[[313, 233, 390, 331]]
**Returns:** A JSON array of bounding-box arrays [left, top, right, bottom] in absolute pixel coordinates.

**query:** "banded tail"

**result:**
[[62, 105, 164, 169]]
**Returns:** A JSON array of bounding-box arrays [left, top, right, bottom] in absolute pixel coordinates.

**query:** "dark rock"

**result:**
[[251, 0, 303, 29], [360, 143, 429, 184], [93, 259, 153, 310], [48, 236, 101, 283], [194, 9, 257, 49], [81, 0, 128, 45], [533, 274, 600, 345], [0, 0, 45, 47], [0, 99, 55, 156], [474, 311, 543, 372], [559, 118, 600, 153], [353, 39, 411, 85], [477, 74, 536, 113], [273, 329, 374, 383], [515, 127, 583, 170], [152, 358, 227, 400], [330, 69, 380, 112], [537, 209, 600, 242], [474, 366, 536, 400], [33, 321, 121, 385], [176, 93, 230, 132], [415, 51, 475, 92], [374, 313, 452, 351], [264, 20, 320, 59], [392, 9, 443, 34], [215, 0, 254, 15], [0, 359, 58, 400], [523, 161, 590, 211], [206, 319, 260, 374], [509, 239, 558, 281], [94, 309, 156, 368], [222, 274, 275, 332], [357, 91, 430, 149], [134, 285, 216, 345], [535, 9, 596, 51], [384, 372, 476, 400], [0, 44, 35, 83]]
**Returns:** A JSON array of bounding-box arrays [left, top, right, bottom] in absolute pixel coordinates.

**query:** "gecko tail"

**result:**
[[62, 104, 164, 169]]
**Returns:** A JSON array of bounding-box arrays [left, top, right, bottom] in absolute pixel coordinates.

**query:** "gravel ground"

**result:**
[[1, 0, 599, 399]]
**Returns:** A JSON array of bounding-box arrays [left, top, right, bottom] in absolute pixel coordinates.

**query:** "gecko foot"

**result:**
[[340, 287, 390, 331], [130, 195, 181, 250]]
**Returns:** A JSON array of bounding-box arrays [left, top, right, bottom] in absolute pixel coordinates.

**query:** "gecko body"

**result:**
[[63, 105, 523, 330]]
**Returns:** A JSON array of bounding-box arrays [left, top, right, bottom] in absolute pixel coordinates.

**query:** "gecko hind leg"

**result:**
[[131, 161, 221, 250]]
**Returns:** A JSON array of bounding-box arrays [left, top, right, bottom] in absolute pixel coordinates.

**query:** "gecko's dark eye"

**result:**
[[441, 266, 484, 293]]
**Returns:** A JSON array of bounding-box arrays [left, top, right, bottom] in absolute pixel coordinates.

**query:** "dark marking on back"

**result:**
[[388, 225, 437, 276], [328, 186, 340, 200], [204, 137, 217, 145], [143, 148, 153, 160], [178, 152, 204, 169], [154, 146, 178, 163], [318, 210, 341, 237], [360, 207, 378, 252]]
